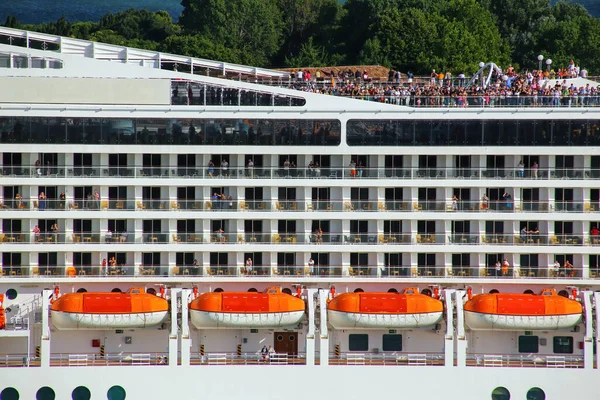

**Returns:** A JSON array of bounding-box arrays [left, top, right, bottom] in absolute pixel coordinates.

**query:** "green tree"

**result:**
[[160, 34, 239, 62], [284, 36, 338, 67], [275, 0, 342, 65], [99, 9, 179, 42], [179, 0, 283, 66], [534, 2, 600, 72], [353, 0, 509, 74], [478, 0, 553, 69]]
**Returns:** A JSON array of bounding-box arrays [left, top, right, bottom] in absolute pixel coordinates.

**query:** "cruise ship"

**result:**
[[1, 26, 600, 400]]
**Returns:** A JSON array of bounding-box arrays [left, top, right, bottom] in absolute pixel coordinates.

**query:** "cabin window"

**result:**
[[518, 335, 539, 353], [382, 334, 402, 351], [553, 336, 573, 354], [348, 334, 368, 351], [526, 387, 545, 400]]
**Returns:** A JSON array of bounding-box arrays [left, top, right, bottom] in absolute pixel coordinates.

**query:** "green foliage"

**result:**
[[3, 0, 600, 74], [179, 0, 282, 66], [285, 37, 338, 67], [353, 0, 510, 74]]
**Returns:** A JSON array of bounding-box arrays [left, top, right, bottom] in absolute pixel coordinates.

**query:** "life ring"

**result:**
[[466, 287, 473, 300], [193, 286, 199, 299], [330, 285, 336, 298], [296, 286, 302, 297]]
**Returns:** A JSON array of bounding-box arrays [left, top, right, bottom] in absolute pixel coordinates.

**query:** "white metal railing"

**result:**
[[131, 354, 151, 365], [331, 352, 444, 366], [192, 352, 305, 365], [68, 354, 88, 366], [346, 353, 366, 365], [468, 354, 583, 368]]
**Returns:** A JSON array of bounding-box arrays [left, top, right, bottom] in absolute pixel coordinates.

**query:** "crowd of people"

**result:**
[[283, 60, 599, 107]]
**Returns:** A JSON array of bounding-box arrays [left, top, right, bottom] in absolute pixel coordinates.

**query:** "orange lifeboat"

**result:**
[[189, 287, 305, 329], [50, 287, 169, 330], [327, 288, 443, 329], [464, 288, 582, 330]]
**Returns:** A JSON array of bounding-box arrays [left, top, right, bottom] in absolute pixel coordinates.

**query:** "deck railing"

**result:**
[[3, 166, 600, 181], [467, 354, 584, 368]]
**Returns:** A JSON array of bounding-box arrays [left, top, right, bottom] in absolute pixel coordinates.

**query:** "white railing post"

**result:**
[[305, 288, 317, 366], [319, 289, 329, 366], [180, 289, 191, 366], [40, 289, 51, 368], [443, 289, 455, 367], [582, 291, 593, 370], [455, 290, 467, 368], [168, 288, 180, 367]]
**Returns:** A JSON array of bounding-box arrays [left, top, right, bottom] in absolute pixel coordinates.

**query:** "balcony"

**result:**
[[2, 165, 600, 181], [0, 264, 590, 279]]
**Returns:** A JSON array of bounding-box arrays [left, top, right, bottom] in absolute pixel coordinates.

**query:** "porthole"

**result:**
[[491, 386, 510, 400], [214, 288, 224, 293], [289, 335, 295, 341], [523, 289, 534, 294], [558, 290, 569, 298], [36, 386, 55, 400], [247, 288, 258, 292], [111, 288, 122, 293], [146, 288, 156, 295], [277, 335, 284, 341], [282, 288, 292, 295], [354, 288, 364, 293], [421, 288, 432, 296], [72, 386, 91, 400], [387, 288, 398, 293], [489, 289, 500, 294], [107, 385, 126, 400], [5, 288, 17, 300], [1, 387, 19, 400], [77, 288, 87, 293], [526, 387, 545, 400]]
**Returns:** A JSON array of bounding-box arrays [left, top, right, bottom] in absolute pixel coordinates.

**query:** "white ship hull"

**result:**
[[50, 311, 169, 330], [2, 366, 598, 399], [328, 310, 443, 329], [464, 311, 582, 331], [190, 310, 305, 329]]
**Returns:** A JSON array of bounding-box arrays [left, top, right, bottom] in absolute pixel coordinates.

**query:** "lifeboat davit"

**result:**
[[50, 287, 169, 330], [189, 287, 305, 329], [464, 288, 583, 331], [327, 288, 443, 329]]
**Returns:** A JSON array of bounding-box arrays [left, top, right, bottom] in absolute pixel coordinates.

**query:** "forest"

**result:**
[[3, 0, 600, 75]]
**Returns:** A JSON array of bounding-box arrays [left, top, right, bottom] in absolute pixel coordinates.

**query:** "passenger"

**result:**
[[517, 160, 524, 178], [502, 259, 510, 276], [261, 346, 268, 362], [245, 258, 253, 275], [105, 229, 113, 243], [221, 159, 228, 177], [480, 193, 488, 211], [207, 160, 215, 177]]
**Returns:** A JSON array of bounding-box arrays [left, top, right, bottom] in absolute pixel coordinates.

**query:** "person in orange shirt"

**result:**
[[502, 259, 510, 276]]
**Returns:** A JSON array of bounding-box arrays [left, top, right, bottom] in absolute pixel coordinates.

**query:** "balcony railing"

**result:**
[[466, 354, 583, 368], [4, 198, 600, 215], [0, 263, 593, 279], [347, 95, 600, 109], [2, 231, 598, 249], [3, 165, 600, 181], [330, 352, 444, 366]]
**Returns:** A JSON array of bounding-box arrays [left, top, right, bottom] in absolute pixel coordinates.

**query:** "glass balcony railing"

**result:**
[[3, 198, 600, 214], [2, 231, 595, 247], [0, 264, 589, 279], [2, 165, 600, 181]]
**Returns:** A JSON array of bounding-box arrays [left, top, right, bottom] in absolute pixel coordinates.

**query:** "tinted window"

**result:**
[[553, 336, 573, 354], [382, 334, 402, 351], [518, 335, 539, 353], [348, 334, 368, 351]]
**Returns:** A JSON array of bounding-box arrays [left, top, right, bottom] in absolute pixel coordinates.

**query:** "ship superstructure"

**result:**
[[0, 26, 600, 400]]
